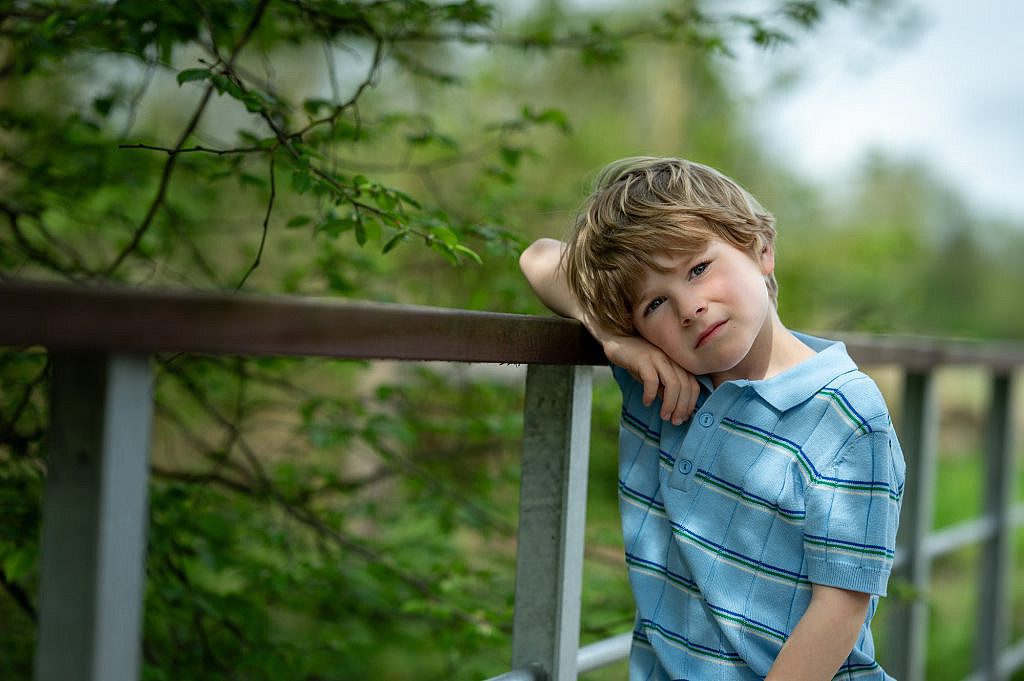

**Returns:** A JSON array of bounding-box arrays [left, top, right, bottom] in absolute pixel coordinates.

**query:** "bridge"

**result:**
[[2, 280, 1023, 681]]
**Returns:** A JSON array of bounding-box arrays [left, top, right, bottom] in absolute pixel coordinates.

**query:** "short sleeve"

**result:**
[[803, 417, 905, 595]]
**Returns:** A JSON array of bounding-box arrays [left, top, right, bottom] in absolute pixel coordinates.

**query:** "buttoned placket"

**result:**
[[668, 381, 746, 492]]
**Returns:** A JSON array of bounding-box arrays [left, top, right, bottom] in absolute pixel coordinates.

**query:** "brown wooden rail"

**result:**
[[0, 280, 606, 364], [4, 279, 1024, 369]]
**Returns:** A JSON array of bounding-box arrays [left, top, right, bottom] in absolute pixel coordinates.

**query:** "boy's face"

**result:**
[[630, 236, 776, 386]]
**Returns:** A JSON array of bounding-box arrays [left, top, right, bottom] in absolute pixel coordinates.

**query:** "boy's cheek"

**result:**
[[639, 329, 677, 356]]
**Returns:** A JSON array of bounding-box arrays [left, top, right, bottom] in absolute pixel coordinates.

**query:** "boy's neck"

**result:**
[[710, 313, 815, 388]]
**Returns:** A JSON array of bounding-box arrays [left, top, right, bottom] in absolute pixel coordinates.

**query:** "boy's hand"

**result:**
[[602, 334, 698, 425], [519, 238, 697, 424]]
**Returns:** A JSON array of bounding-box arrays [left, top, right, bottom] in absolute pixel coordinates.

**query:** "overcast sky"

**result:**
[[723, 0, 1024, 222]]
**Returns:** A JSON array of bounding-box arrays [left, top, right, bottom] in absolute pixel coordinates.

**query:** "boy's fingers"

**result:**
[[668, 369, 692, 424], [638, 366, 660, 406], [674, 375, 699, 424], [659, 372, 681, 421]]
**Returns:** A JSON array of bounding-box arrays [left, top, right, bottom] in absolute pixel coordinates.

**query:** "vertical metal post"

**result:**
[[888, 370, 938, 681], [975, 372, 1016, 680], [512, 364, 593, 681], [35, 353, 154, 681]]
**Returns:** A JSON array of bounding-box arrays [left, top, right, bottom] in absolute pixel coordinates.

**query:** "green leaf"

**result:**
[[317, 215, 359, 237], [184, 559, 248, 597], [374, 190, 397, 212], [176, 68, 210, 85], [303, 98, 332, 116], [291, 170, 313, 194], [293, 142, 325, 161], [499, 146, 522, 168], [242, 92, 264, 113], [362, 218, 381, 245], [286, 215, 312, 228], [238, 172, 266, 188], [453, 243, 482, 265], [382, 232, 407, 254], [430, 240, 459, 265], [210, 73, 244, 100], [2, 547, 34, 582], [533, 107, 571, 133], [392, 189, 422, 209], [429, 225, 459, 247]]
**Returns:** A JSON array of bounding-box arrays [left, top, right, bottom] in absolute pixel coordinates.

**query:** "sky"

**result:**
[[724, 0, 1024, 222]]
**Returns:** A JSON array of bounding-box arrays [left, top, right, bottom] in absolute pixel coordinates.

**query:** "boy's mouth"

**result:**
[[695, 320, 727, 349]]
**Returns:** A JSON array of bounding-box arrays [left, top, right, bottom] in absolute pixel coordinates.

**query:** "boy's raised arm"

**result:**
[[518, 238, 583, 320], [519, 238, 698, 425]]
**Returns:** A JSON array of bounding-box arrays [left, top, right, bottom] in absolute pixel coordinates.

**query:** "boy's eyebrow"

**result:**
[[631, 250, 701, 310]]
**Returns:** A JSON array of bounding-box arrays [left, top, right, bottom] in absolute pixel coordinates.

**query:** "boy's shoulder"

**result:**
[[818, 367, 893, 429]]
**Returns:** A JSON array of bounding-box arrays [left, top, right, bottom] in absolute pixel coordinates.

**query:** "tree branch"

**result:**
[[105, 0, 272, 277], [234, 154, 275, 290]]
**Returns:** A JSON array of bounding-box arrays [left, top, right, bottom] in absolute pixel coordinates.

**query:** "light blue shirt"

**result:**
[[613, 334, 905, 680]]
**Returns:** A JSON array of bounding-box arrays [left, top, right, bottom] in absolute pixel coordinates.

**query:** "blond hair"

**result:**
[[563, 157, 778, 336]]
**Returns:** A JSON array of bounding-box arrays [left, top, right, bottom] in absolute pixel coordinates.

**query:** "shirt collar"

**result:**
[[697, 333, 858, 412]]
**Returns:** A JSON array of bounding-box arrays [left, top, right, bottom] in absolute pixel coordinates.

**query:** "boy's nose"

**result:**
[[681, 303, 707, 325]]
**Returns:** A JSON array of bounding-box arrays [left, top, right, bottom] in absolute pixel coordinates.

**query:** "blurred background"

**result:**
[[1, 1, 1022, 679]]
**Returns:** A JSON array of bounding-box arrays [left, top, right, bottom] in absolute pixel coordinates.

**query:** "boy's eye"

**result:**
[[689, 261, 710, 279], [644, 296, 666, 316]]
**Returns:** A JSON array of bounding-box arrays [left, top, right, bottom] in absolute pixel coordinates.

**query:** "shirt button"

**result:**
[[698, 412, 715, 428], [678, 458, 693, 474]]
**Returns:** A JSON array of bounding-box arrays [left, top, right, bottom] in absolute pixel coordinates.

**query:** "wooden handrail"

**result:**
[[3, 279, 1024, 368], [0, 280, 606, 365]]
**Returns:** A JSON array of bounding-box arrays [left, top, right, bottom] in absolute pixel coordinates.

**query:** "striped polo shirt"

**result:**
[[613, 334, 905, 680]]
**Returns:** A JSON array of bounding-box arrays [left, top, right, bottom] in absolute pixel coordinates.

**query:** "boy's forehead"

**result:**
[[650, 235, 717, 268]]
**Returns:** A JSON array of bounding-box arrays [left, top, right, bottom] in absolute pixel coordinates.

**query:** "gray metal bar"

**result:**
[[887, 370, 938, 681], [34, 354, 154, 681], [924, 516, 996, 559], [998, 638, 1024, 677], [576, 632, 632, 673], [964, 638, 1024, 681], [512, 364, 593, 681], [889, 498, 1024, 571], [975, 372, 1016, 680]]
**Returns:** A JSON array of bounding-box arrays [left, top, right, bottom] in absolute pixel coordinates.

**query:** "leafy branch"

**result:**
[[103, 0, 272, 277]]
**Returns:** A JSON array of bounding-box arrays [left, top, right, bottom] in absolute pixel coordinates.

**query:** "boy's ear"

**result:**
[[758, 244, 775, 275]]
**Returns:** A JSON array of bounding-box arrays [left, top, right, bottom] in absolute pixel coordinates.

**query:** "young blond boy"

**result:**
[[520, 157, 905, 680]]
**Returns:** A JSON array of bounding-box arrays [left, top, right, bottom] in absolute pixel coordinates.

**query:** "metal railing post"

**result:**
[[975, 372, 1016, 680], [511, 364, 593, 681], [34, 353, 154, 681], [889, 370, 938, 681]]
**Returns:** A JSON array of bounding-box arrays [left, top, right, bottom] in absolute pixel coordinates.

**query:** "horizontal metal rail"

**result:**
[[576, 632, 633, 673], [486, 633, 633, 681]]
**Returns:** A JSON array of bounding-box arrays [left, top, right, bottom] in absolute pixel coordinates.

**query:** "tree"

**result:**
[[1, 2, 899, 678]]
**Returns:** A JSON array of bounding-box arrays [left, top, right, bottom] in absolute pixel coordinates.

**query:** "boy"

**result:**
[[519, 157, 904, 680]]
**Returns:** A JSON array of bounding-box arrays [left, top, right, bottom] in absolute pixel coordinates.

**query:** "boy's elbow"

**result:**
[[519, 238, 563, 280], [518, 240, 539, 276]]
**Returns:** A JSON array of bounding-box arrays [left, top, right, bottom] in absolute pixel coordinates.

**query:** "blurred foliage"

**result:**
[[2, 0, 1022, 679]]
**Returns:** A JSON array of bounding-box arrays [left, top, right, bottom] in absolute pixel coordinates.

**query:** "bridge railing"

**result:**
[[1, 280, 1023, 681]]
